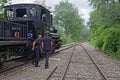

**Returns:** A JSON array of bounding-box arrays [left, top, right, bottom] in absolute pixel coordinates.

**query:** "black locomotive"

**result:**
[[0, 4, 62, 67]]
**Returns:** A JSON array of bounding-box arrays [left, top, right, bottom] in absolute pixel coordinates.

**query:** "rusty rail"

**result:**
[[81, 45, 108, 80], [46, 44, 75, 80], [60, 45, 75, 80]]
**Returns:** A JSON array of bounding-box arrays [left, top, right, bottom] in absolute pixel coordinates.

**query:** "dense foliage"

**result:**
[[34, 0, 51, 9], [0, 0, 11, 18], [54, 1, 89, 44], [89, 0, 120, 59], [34, 0, 46, 7]]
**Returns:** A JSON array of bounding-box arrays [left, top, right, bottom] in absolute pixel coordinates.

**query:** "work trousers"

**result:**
[[32, 48, 40, 66], [45, 50, 50, 67]]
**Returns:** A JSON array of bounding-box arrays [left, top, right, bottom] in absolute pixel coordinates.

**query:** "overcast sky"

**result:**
[[11, 0, 92, 25]]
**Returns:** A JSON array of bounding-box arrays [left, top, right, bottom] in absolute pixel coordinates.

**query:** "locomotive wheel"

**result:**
[[27, 50, 34, 60], [0, 56, 6, 67]]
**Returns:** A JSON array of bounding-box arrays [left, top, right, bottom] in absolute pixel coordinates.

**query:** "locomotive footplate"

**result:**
[[0, 41, 28, 49]]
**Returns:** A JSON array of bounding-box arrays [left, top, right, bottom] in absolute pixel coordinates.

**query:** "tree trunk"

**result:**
[[119, 0, 120, 3]]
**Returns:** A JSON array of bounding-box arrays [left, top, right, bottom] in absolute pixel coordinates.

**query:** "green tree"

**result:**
[[34, 0, 46, 6], [89, 0, 120, 59], [34, 0, 51, 10], [0, 0, 11, 18], [89, 0, 120, 25], [89, 10, 101, 32], [54, 1, 85, 42]]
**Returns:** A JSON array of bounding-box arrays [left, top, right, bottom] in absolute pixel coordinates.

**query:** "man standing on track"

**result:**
[[42, 32, 53, 69], [32, 35, 42, 67]]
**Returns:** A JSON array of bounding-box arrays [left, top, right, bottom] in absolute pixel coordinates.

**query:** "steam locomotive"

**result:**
[[0, 4, 62, 67]]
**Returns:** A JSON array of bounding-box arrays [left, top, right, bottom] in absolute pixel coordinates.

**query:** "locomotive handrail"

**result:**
[[0, 19, 27, 27], [0, 19, 28, 40]]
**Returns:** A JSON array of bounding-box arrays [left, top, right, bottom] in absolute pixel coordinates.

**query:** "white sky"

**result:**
[[11, 0, 92, 25]]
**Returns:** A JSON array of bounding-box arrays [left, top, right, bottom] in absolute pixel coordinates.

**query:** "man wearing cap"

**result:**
[[42, 32, 53, 69]]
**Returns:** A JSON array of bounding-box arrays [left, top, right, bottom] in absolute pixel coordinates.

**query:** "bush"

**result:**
[[61, 36, 67, 44], [90, 24, 120, 59], [102, 24, 120, 53], [90, 25, 106, 48]]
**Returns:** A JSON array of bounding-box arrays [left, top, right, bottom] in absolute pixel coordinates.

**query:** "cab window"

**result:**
[[16, 8, 27, 17], [6, 9, 14, 20]]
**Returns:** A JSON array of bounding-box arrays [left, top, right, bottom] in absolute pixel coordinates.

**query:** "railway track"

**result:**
[[46, 45, 76, 80], [80, 45, 108, 80], [0, 57, 29, 73], [0, 44, 74, 74], [1, 42, 119, 80], [46, 44, 108, 80]]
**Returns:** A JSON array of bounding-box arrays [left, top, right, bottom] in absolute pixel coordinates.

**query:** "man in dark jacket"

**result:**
[[42, 32, 53, 69], [32, 35, 42, 67]]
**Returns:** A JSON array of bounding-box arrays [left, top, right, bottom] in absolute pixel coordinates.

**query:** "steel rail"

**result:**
[[0, 61, 29, 73], [60, 45, 75, 80], [81, 45, 108, 80], [6, 56, 24, 62], [46, 44, 75, 80], [46, 66, 58, 80], [55, 44, 74, 53]]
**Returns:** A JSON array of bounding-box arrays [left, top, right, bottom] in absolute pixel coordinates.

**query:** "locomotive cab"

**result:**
[[4, 4, 52, 38]]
